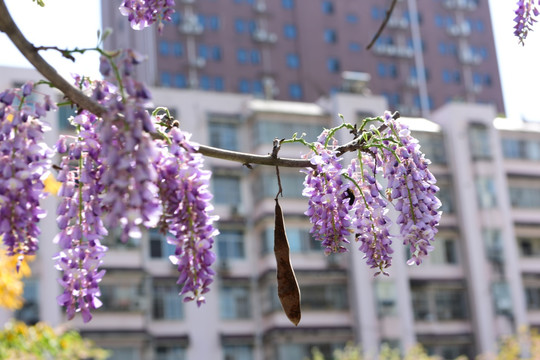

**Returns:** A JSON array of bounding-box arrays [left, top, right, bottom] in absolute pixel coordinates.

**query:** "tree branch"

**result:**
[[0, 0, 107, 116], [366, 0, 398, 50]]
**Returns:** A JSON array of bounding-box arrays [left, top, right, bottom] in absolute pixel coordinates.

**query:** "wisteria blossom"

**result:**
[[302, 131, 353, 255], [514, 0, 539, 43], [155, 127, 218, 306], [54, 112, 108, 323], [0, 83, 53, 268], [119, 0, 175, 33], [380, 112, 441, 265]]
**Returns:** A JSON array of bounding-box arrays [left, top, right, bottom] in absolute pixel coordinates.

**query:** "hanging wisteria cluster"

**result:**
[[514, 0, 540, 43], [301, 113, 441, 275], [0, 0, 446, 323]]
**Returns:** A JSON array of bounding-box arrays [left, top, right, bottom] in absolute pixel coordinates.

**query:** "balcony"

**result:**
[[459, 49, 482, 65], [372, 44, 414, 58], [447, 22, 471, 37], [387, 17, 409, 29], [252, 29, 277, 43], [444, 0, 478, 11], [179, 14, 203, 35]]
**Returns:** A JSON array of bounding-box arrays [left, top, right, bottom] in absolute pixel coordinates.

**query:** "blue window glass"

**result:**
[[475, 20, 485, 32], [324, 29, 338, 43], [349, 42, 361, 52], [442, 70, 451, 84], [234, 19, 246, 33], [159, 40, 169, 56], [327, 57, 340, 73], [438, 42, 446, 55], [284, 24, 297, 38], [484, 74, 492, 86], [377, 63, 386, 77], [435, 14, 443, 27], [409, 66, 418, 78], [200, 76, 211, 90], [160, 71, 171, 87], [389, 64, 398, 78], [447, 43, 457, 55], [214, 77, 224, 91], [197, 15, 206, 30], [289, 83, 302, 99], [322, 1, 334, 14], [171, 12, 181, 25], [414, 95, 422, 109], [248, 20, 257, 34], [473, 73, 483, 85], [251, 50, 261, 64], [173, 42, 183, 57], [239, 79, 250, 93], [198, 44, 208, 59], [209, 16, 220, 31], [371, 6, 381, 20], [174, 74, 186, 88], [253, 80, 263, 95], [237, 49, 248, 64], [286, 53, 300, 68], [282, 0, 294, 9], [212, 46, 222, 61], [346, 13, 358, 23]]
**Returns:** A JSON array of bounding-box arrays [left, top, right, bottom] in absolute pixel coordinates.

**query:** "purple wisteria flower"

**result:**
[[514, 0, 539, 43], [302, 131, 353, 255], [54, 112, 108, 323], [97, 51, 162, 242], [380, 112, 441, 266], [155, 127, 218, 306], [0, 83, 53, 267], [119, 0, 176, 33], [347, 157, 393, 275]]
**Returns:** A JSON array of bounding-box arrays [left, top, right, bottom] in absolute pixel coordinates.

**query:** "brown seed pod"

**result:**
[[274, 198, 301, 326]]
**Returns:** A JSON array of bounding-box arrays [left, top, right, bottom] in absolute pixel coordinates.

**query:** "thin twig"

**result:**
[[275, 166, 283, 200], [0, 0, 107, 116], [366, 0, 398, 50]]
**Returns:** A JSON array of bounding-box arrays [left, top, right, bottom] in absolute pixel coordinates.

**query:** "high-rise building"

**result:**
[[2, 67, 536, 360], [101, 0, 504, 117]]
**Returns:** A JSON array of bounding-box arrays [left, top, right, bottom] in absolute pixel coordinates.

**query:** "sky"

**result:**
[[0, 0, 537, 121]]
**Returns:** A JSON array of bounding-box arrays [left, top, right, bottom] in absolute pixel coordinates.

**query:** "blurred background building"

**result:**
[[0, 1, 533, 359], [100, 0, 504, 117]]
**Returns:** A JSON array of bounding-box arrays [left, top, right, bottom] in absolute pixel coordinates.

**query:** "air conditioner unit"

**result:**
[[254, 2, 267, 13]]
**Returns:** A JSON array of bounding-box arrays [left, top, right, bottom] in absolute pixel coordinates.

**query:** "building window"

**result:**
[[220, 285, 251, 319], [209, 118, 238, 150], [159, 40, 169, 56], [212, 46, 222, 61], [371, 6, 382, 20], [198, 44, 208, 59], [153, 279, 184, 320], [160, 72, 171, 87], [101, 282, 143, 312], [375, 281, 397, 317], [346, 13, 359, 23], [172, 42, 183, 57], [476, 176, 497, 209], [261, 227, 318, 255], [327, 58, 340, 73], [286, 53, 300, 68], [200, 75, 211, 90], [289, 83, 303, 99], [349, 42, 361, 52], [214, 77, 224, 91], [284, 24, 297, 38], [483, 229, 503, 263], [149, 229, 175, 259], [237, 49, 248, 64], [282, 0, 294, 9], [217, 230, 245, 259], [174, 74, 186, 88], [223, 345, 253, 360], [250, 49, 261, 64], [323, 29, 338, 43], [234, 18, 247, 33], [301, 283, 348, 310], [321, 1, 334, 14], [377, 63, 398, 78], [468, 123, 492, 160], [238, 79, 250, 93], [509, 186, 540, 208], [155, 346, 186, 360], [429, 238, 459, 264], [15, 279, 39, 325], [442, 69, 461, 84], [412, 283, 469, 321], [213, 175, 241, 205], [208, 15, 220, 31], [57, 104, 76, 130], [253, 80, 263, 95]]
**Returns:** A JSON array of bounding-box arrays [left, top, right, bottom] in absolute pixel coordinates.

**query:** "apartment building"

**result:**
[[101, 0, 504, 117], [0, 66, 538, 360]]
